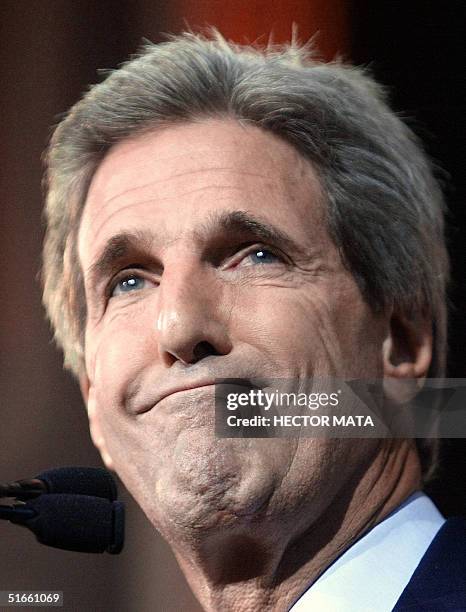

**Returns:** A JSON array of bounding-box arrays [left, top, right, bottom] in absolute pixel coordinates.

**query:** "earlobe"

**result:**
[[383, 311, 433, 380], [79, 378, 115, 471]]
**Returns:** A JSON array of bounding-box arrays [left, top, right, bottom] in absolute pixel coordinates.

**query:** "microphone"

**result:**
[[0, 494, 124, 554], [0, 466, 118, 501]]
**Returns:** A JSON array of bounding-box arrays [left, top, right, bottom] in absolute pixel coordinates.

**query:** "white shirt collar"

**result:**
[[289, 492, 445, 612]]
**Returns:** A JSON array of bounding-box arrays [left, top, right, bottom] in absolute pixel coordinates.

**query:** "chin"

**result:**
[[143, 435, 278, 538]]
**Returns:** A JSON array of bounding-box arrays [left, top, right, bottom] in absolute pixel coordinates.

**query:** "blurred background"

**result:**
[[0, 1, 464, 610]]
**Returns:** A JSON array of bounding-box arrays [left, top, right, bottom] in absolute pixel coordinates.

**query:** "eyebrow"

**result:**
[[198, 209, 304, 255], [86, 228, 156, 290], [85, 210, 307, 289]]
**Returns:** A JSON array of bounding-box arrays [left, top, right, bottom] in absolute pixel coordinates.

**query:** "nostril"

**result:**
[[192, 341, 221, 362]]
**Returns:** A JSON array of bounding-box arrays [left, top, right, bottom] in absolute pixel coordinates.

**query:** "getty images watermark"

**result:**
[[214, 378, 466, 438]]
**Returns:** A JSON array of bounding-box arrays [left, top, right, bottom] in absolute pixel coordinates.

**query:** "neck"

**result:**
[[172, 440, 421, 612]]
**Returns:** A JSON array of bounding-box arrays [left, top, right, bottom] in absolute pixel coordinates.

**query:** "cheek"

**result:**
[[87, 315, 163, 499], [235, 280, 383, 377], [85, 307, 157, 463], [88, 305, 155, 389], [234, 286, 347, 374]]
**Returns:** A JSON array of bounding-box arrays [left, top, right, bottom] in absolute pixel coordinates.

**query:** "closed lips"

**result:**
[[136, 382, 217, 414]]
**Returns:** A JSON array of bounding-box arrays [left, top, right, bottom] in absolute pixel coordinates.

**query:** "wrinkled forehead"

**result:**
[[77, 119, 327, 266]]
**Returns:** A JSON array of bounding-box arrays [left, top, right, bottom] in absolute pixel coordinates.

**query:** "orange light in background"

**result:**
[[165, 0, 350, 60]]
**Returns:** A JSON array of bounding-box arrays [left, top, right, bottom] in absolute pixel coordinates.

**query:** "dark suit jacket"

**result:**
[[393, 517, 466, 611]]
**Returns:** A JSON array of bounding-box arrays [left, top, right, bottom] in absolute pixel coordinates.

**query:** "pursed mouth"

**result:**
[[136, 383, 217, 415]]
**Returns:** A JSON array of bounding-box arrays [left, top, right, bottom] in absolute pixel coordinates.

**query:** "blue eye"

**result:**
[[246, 249, 280, 265], [111, 274, 147, 297]]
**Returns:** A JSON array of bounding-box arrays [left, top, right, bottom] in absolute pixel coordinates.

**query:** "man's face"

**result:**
[[78, 120, 387, 544]]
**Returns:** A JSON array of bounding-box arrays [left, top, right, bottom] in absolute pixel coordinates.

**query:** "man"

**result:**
[[41, 31, 465, 610]]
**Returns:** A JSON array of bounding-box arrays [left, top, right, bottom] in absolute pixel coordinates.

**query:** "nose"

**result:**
[[156, 262, 232, 366]]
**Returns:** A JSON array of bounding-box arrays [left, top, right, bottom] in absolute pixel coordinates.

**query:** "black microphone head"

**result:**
[[36, 467, 118, 501], [24, 494, 124, 554]]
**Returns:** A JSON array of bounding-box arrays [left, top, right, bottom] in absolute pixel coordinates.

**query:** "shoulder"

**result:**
[[393, 517, 466, 611]]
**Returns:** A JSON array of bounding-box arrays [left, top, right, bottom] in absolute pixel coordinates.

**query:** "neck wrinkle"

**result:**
[[174, 439, 422, 612]]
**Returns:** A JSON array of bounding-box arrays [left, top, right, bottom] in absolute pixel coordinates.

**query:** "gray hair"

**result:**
[[42, 30, 449, 480]]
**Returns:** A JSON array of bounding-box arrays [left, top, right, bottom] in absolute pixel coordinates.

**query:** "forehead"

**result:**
[[78, 119, 326, 264]]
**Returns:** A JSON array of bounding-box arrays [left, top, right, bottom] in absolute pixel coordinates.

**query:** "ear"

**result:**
[[79, 376, 115, 471], [382, 310, 432, 379]]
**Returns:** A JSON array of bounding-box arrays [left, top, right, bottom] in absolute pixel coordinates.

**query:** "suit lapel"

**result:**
[[393, 517, 466, 611]]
